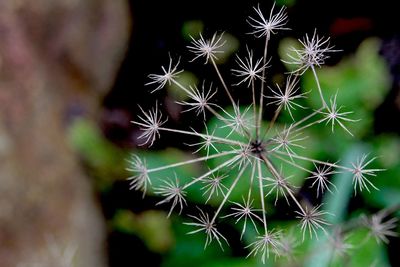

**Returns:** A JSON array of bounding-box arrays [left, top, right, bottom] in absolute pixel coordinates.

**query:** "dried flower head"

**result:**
[[246, 229, 283, 263], [307, 163, 338, 197], [266, 75, 307, 120], [318, 93, 358, 136], [295, 204, 331, 241], [155, 174, 187, 217], [232, 47, 268, 87], [350, 154, 382, 193], [187, 32, 226, 64], [223, 196, 262, 239], [201, 172, 228, 203], [284, 30, 338, 75], [177, 82, 218, 119], [185, 208, 228, 249], [364, 210, 398, 244], [127, 2, 385, 264], [133, 104, 167, 146], [146, 56, 183, 92], [248, 3, 289, 38], [126, 155, 150, 196]]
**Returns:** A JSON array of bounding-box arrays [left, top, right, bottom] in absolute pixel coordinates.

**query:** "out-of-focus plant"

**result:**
[[126, 2, 398, 265]]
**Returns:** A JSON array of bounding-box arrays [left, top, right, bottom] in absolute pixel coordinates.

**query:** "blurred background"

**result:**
[[0, 0, 399, 266]]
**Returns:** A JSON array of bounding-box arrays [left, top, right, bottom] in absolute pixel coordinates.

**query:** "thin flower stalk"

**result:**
[[146, 56, 183, 92], [257, 160, 268, 232], [211, 162, 249, 224]]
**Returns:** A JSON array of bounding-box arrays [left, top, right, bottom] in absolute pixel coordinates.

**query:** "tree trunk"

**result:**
[[0, 1, 130, 266]]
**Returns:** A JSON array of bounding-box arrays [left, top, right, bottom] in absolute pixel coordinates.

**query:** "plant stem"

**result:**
[[211, 58, 236, 108], [273, 150, 353, 171], [260, 154, 306, 214], [147, 150, 237, 173], [311, 66, 327, 108], [182, 155, 240, 190], [257, 160, 268, 232], [211, 162, 248, 223], [257, 34, 270, 140]]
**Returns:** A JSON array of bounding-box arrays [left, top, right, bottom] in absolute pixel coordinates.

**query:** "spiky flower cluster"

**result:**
[[127, 3, 394, 263]]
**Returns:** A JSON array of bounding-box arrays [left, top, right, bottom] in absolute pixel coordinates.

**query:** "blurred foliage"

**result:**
[[216, 33, 240, 64], [182, 20, 204, 40], [113, 210, 173, 253], [162, 216, 231, 267], [366, 135, 400, 208], [345, 228, 391, 267], [275, 0, 296, 8], [168, 71, 199, 101], [68, 118, 127, 191]]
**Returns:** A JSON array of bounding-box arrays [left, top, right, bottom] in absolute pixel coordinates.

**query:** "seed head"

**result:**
[[133, 104, 167, 146], [155, 175, 187, 217], [295, 204, 331, 241], [187, 32, 226, 64], [127, 155, 150, 196], [246, 229, 283, 263], [177, 82, 218, 119], [223, 196, 262, 239], [232, 47, 268, 87], [318, 93, 358, 136], [248, 3, 289, 38], [146, 56, 183, 92], [364, 210, 398, 244], [185, 208, 228, 250], [284, 30, 338, 74], [266, 75, 307, 120], [350, 154, 382, 193]]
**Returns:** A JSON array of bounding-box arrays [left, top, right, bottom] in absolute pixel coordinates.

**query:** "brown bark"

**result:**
[[0, 1, 130, 266]]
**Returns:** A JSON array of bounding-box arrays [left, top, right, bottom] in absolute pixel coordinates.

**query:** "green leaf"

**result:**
[[68, 118, 127, 190], [345, 228, 391, 267], [167, 71, 199, 101], [182, 20, 204, 40], [363, 135, 400, 207], [113, 210, 174, 253], [215, 33, 239, 64], [279, 37, 302, 73]]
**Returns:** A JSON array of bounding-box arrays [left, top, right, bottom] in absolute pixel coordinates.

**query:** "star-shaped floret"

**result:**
[[133, 104, 167, 146], [231, 47, 268, 87], [187, 32, 226, 63], [146, 56, 183, 92], [247, 3, 289, 38], [155, 175, 187, 217], [184, 208, 228, 250]]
